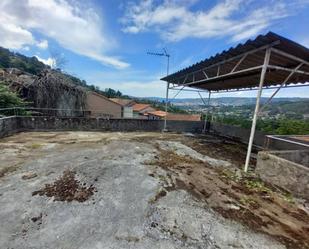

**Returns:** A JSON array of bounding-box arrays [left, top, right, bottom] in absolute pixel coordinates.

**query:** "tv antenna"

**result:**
[[147, 48, 170, 76], [147, 48, 171, 131]]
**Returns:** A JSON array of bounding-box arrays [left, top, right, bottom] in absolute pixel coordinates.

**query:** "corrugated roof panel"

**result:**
[[161, 32, 309, 91]]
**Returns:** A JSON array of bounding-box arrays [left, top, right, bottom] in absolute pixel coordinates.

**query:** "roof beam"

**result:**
[[230, 54, 247, 73], [172, 63, 309, 90], [259, 62, 304, 114], [165, 41, 280, 83], [267, 65, 309, 75], [183, 65, 263, 87], [168, 83, 309, 93], [202, 70, 209, 79], [270, 47, 309, 67]]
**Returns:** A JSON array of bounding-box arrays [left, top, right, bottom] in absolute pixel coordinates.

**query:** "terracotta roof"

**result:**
[[132, 103, 151, 112], [148, 111, 201, 121], [147, 110, 167, 117], [110, 98, 135, 107], [167, 114, 201, 121]]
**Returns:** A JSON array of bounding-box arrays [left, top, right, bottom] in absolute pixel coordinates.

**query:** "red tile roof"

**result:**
[[132, 103, 151, 112], [148, 111, 201, 121], [147, 110, 167, 117], [167, 114, 201, 121]]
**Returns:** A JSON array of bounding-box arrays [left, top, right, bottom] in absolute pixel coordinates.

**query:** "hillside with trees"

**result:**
[[0, 46, 186, 114], [0, 83, 25, 108], [213, 115, 309, 135], [0, 47, 48, 75]]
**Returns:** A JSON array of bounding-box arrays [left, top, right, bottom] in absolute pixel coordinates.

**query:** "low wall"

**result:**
[[0, 116, 204, 138], [18, 116, 161, 132], [256, 150, 309, 200], [265, 135, 309, 151], [0, 117, 263, 145], [210, 123, 266, 147], [0, 117, 19, 138], [166, 120, 203, 133]]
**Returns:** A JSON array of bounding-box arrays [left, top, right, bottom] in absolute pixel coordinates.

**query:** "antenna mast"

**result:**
[[147, 48, 171, 131]]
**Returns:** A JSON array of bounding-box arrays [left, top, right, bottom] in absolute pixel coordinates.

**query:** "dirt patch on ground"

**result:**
[[147, 143, 309, 249], [32, 170, 95, 202], [181, 134, 256, 168], [131, 133, 255, 168]]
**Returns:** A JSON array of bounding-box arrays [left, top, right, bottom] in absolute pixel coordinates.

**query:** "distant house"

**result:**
[[147, 110, 166, 120], [110, 98, 136, 118], [167, 113, 201, 121], [148, 110, 201, 121], [86, 91, 122, 118], [132, 103, 156, 118], [303, 114, 309, 120]]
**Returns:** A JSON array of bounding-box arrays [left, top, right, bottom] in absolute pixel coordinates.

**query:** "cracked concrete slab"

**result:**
[[0, 132, 289, 249]]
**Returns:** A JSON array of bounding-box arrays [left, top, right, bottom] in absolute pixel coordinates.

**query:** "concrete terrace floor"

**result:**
[[0, 132, 308, 249]]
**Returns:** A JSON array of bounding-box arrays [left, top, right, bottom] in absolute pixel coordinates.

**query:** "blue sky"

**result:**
[[1, 0, 309, 98]]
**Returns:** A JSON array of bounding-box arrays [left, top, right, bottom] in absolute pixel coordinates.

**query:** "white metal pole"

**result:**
[[163, 55, 170, 132], [163, 82, 169, 131], [244, 48, 271, 172], [203, 91, 211, 133]]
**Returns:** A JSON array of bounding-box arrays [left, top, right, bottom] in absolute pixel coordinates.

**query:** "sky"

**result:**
[[1, 0, 309, 98]]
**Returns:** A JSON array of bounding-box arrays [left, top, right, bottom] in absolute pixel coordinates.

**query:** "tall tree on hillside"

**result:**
[[0, 48, 10, 68], [0, 82, 25, 108]]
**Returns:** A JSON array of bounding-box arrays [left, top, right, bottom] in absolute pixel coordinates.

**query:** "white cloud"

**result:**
[[0, 0, 129, 69], [22, 46, 31, 51], [121, 0, 305, 42], [0, 20, 35, 49], [35, 56, 56, 68], [36, 39, 48, 49]]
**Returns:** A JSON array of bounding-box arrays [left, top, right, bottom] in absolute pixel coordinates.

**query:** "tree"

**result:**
[[0, 82, 25, 108], [0, 47, 10, 68], [104, 88, 118, 98]]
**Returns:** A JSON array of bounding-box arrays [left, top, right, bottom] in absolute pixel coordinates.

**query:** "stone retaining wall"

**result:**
[[256, 150, 309, 200]]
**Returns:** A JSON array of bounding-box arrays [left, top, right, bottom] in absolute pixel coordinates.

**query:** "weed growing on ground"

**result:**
[[29, 143, 42, 149], [243, 178, 271, 193], [282, 192, 295, 204]]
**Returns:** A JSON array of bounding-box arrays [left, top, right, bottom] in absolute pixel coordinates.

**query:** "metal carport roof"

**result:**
[[161, 32, 309, 91], [160, 32, 309, 172]]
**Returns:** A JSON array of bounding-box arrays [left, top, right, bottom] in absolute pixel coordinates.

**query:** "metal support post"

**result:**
[[163, 82, 169, 131], [244, 48, 271, 172], [203, 91, 211, 133], [258, 62, 304, 114]]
